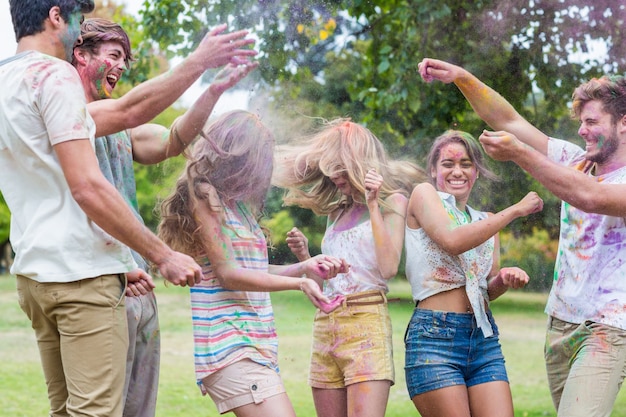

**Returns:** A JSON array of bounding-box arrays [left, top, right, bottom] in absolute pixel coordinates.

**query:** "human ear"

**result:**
[[48, 6, 63, 28]]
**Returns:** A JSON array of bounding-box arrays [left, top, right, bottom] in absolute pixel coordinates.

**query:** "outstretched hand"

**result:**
[[515, 191, 544, 217], [299, 278, 345, 314], [304, 254, 350, 281], [417, 58, 464, 84], [479, 130, 525, 161], [210, 62, 259, 95], [499, 267, 530, 289], [195, 24, 258, 69]]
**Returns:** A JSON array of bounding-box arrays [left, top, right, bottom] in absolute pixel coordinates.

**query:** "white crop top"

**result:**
[[405, 192, 495, 336]]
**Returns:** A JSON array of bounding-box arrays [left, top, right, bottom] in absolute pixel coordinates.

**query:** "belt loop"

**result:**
[[380, 290, 387, 304]]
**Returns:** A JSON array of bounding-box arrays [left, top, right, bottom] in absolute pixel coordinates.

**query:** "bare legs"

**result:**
[[231, 392, 297, 417], [312, 380, 391, 417], [412, 381, 513, 417]]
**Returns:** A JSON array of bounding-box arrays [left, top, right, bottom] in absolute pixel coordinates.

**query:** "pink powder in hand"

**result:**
[[319, 295, 345, 314]]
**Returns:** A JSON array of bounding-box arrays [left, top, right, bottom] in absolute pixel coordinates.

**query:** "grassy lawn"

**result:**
[[2, 274, 626, 416]]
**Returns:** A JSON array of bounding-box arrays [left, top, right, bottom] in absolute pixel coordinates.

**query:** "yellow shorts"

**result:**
[[200, 359, 286, 414], [309, 290, 395, 388]]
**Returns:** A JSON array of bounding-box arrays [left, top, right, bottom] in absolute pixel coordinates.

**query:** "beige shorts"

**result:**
[[200, 359, 286, 414]]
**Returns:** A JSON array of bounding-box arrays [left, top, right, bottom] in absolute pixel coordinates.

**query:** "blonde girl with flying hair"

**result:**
[[273, 117, 426, 417], [158, 110, 348, 417]]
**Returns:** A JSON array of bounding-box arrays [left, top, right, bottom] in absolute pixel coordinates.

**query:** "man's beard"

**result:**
[[587, 127, 619, 164]]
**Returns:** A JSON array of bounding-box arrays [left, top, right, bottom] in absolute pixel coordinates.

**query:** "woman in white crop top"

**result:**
[[404, 130, 543, 417], [273, 118, 426, 417]]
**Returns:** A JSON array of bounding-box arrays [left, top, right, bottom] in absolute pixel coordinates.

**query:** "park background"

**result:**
[[1, 0, 625, 415]]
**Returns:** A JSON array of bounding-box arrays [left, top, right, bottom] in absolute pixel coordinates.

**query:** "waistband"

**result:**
[[412, 307, 494, 330], [343, 290, 387, 306]]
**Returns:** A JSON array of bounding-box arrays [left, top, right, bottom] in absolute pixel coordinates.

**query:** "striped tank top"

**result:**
[[190, 201, 278, 382]]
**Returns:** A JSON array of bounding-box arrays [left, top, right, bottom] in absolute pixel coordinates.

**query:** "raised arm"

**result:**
[[365, 170, 408, 280], [480, 129, 626, 216], [89, 25, 257, 137], [418, 58, 549, 155], [54, 139, 202, 287], [130, 62, 258, 165], [408, 182, 543, 255]]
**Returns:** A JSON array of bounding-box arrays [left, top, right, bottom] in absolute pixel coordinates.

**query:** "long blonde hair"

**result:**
[[158, 110, 275, 254], [273, 118, 426, 215]]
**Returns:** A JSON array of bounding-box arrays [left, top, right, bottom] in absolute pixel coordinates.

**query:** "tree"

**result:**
[[134, 1, 625, 143], [131, 0, 624, 248]]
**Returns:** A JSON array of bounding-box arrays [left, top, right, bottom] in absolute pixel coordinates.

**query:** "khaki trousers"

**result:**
[[545, 316, 626, 417], [17, 274, 128, 417]]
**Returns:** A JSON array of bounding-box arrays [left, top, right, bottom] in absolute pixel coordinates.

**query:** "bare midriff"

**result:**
[[416, 287, 487, 314]]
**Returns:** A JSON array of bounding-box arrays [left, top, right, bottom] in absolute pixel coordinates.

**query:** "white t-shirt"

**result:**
[[0, 51, 135, 282], [546, 138, 626, 330]]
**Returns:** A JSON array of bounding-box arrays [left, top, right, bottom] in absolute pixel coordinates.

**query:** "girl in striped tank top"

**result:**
[[158, 110, 348, 416]]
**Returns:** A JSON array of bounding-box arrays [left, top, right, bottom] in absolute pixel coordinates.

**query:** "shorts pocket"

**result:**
[[405, 320, 456, 368], [406, 320, 456, 341]]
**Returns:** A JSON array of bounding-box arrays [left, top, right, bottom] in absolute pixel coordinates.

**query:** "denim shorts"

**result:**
[[404, 308, 508, 398]]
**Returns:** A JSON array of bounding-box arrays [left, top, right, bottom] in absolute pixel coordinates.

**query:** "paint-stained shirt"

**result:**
[[95, 130, 147, 270], [191, 201, 278, 382], [0, 51, 134, 282], [405, 192, 495, 337], [322, 207, 388, 296], [546, 138, 626, 330]]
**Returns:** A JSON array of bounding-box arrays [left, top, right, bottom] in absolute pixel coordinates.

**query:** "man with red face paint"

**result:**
[[419, 57, 626, 417], [72, 17, 258, 417]]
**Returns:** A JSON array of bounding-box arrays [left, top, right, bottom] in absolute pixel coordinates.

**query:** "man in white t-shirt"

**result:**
[[0, 1, 255, 416], [418, 58, 626, 417]]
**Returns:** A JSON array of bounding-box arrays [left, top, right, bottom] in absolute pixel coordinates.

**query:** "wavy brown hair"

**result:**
[[158, 110, 275, 254], [273, 118, 426, 215], [572, 75, 626, 125]]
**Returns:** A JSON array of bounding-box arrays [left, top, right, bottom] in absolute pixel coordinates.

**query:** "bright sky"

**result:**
[[0, 0, 250, 111]]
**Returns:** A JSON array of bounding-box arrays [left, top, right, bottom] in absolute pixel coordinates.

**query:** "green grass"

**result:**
[[2, 275, 626, 416]]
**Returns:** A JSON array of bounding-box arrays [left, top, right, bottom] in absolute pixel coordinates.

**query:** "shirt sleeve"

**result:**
[[546, 137, 585, 166], [36, 59, 92, 146]]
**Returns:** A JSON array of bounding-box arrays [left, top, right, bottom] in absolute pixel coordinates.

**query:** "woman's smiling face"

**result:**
[[432, 141, 478, 201]]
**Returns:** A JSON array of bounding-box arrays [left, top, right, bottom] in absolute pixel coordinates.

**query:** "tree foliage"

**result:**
[[118, 1, 625, 267]]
